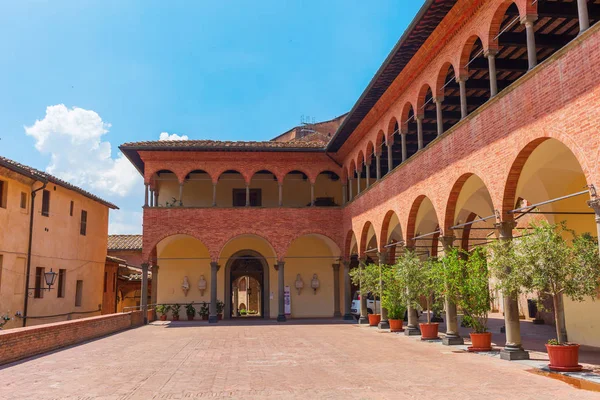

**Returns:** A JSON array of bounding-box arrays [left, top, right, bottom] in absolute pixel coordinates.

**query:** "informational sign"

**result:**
[[284, 286, 291, 315]]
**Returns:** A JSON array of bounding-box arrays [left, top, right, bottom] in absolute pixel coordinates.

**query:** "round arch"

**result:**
[[359, 221, 378, 257]]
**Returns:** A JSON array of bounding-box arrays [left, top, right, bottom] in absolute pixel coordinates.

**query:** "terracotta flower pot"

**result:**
[[546, 343, 582, 372], [172, 315, 179, 321], [368, 314, 381, 326], [468, 332, 492, 352], [389, 319, 403, 332], [187, 315, 195, 321], [218, 314, 223, 321], [419, 323, 439, 340], [159, 315, 167, 321]]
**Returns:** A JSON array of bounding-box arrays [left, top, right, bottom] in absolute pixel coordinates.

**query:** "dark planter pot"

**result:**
[[419, 323, 439, 340], [389, 319, 403, 332], [546, 344, 582, 372], [172, 315, 180, 321], [218, 314, 223, 321], [159, 315, 167, 321], [368, 314, 381, 326], [187, 315, 195, 321], [468, 332, 492, 352], [201, 315, 208, 321]]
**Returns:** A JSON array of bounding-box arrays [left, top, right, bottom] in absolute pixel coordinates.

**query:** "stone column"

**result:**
[[154, 190, 159, 207], [141, 263, 149, 325], [587, 196, 600, 252], [149, 190, 154, 207], [144, 184, 149, 207], [332, 263, 341, 317], [232, 284, 239, 317], [440, 237, 464, 345], [356, 169, 361, 194], [178, 182, 184, 206], [404, 247, 420, 336], [343, 260, 354, 320], [365, 164, 370, 188], [212, 183, 217, 207], [401, 133, 407, 163], [348, 178, 354, 202], [151, 265, 159, 306], [310, 183, 315, 206], [522, 16, 538, 70], [416, 117, 424, 150], [387, 141, 393, 172], [358, 259, 369, 325], [277, 261, 286, 322], [458, 77, 468, 119], [486, 50, 498, 97], [342, 183, 347, 205], [209, 262, 219, 323], [245, 184, 250, 207], [496, 221, 529, 360], [434, 97, 444, 136], [377, 251, 390, 330], [278, 182, 283, 207], [578, 0, 590, 33], [375, 153, 382, 180]]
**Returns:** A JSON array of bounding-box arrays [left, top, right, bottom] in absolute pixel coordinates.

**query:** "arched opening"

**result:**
[[381, 210, 404, 264], [227, 250, 268, 318], [219, 234, 277, 319], [365, 142, 377, 185], [152, 169, 180, 207], [356, 151, 366, 195], [282, 170, 311, 207], [438, 63, 461, 133], [503, 138, 597, 345], [417, 85, 437, 148], [377, 130, 390, 177], [401, 102, 419, 160], [407, 196, 442, 257], [493, 3, 530, 92], [182, 169, 212, 207], [285, 234, 341, 318], [348, 160, 357, 200], [387, 118, 402, 170], [314, 171, 342, 206], [249, 170, 278, 207], [460, 36, 491, 115], [216, 170, 246, 207], [155, 234, 211, 319]]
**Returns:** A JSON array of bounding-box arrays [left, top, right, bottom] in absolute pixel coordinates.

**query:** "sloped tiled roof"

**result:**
[[120, 138, 327, 151], [108, 234, 143, 251], [0, 156, 118, 209]]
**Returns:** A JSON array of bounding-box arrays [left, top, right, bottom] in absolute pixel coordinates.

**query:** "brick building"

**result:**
[[121, 0, 600, 352]]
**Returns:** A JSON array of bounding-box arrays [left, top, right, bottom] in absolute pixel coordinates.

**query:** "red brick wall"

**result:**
[[0, 312, 144, 366]]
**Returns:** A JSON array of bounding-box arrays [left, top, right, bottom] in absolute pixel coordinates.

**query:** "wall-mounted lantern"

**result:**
[[198, 275, 207, 296], [295, 274, 304, 295], [311, 274, 320, 295], [182, 276, 190, 297], [27, 268, 57, 295]]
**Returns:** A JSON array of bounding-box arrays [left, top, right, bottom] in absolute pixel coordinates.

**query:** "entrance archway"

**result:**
[[224, 250, 270, 320]]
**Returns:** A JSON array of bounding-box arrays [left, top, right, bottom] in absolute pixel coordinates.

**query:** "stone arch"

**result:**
[[387, 116, 399, 143], [416, 84, 433, 118], [218, 233, 278, 263], [380, 210, 404, 251], [400, 102, 416, 134], [375, 130, 386, 154], [459, 34, 486, 77], [488, 0, 529, 52], [359, 221, 378, 257], [434, 61, 457, 99], [344, 230, 358, 260], [356, 150, 365, 170]]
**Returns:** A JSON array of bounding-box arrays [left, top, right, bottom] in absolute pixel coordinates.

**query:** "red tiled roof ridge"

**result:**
[[120, 138, 327, 149], [108, 234, 143, 251]]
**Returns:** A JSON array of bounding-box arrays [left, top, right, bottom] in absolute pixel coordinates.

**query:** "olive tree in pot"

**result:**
[[349, 262, 381, 326], [417, 257, 444, 340], [518, 221, 600, 371], [382, 265, 407, 332]]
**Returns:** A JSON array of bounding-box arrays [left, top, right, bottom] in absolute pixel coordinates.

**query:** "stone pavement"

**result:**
[[1, 319, 599, 400]]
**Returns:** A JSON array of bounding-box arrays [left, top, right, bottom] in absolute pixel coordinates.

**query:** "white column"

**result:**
[[434, 97, 444, 136], [365, 164, 370, 188], [178, 183, 184, 206], [387, 141, 393, 172], [310, 183, 315, 206], [401, 133, 407, 162], [416, 117, 424, 150], [245, 184, 250, 207], [375, 154, 381, 180], [578, 0, 590, 33], [356, 169, 361, 194], [522, 16, 538, 70], [348, 178, 354, 201], [458, 77, 468, 119], [342, 183, 347, 205]]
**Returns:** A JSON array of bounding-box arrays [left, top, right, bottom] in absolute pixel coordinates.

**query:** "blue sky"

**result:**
[[0, 1, 423, 233]]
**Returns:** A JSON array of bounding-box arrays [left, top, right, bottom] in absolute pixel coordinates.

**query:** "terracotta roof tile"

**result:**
[[120, 138, 327, 151], [108, 235, 143, 251], [0, 155, 118, 210]]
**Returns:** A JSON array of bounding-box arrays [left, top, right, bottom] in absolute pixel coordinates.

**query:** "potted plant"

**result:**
[[349, 262, 381, 326], [457, 247, 492, 351], [156, 304, 171, 321], [185, 303, 196, 321], [517, 221, 600, 371], [382, 265, 406, 332], [216, 300, 225, 320], [417, 257, 444, 340], [171, 303, 181, 321], [199, 303, 209, 320]]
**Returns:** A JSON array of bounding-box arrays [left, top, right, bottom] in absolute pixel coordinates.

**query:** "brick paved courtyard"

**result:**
[[1, 320, 598, 400]]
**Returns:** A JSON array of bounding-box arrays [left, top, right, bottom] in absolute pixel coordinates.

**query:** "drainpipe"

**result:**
[[23, 178, 48, 327]]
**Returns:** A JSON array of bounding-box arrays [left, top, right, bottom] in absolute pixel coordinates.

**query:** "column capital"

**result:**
[[210, 261, 220, 271], [274, 261, 285, 271], [151, 264, 160, 271], [439, 236, 456, 251], [342, 260, 351, 268], [456, 75, 468, 84], [141, 263, 149, 270], [494, 221, 516, 240], [377, 251, 388, 264], [484, 48, 498, 58], [332, 263, 340, 272], [433, 96, 444, 104], [521, 14, 538, 26]]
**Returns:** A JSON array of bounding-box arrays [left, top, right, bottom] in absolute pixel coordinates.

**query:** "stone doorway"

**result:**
[[224, 250, 269, 319]]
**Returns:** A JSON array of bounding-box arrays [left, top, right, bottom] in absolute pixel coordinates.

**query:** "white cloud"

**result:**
[[24, 104, 141, 197], [109, 210, 143, 235], [159, 132, 189, 141]]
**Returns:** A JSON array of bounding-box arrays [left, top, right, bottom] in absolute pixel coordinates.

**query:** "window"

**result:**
[[103, 271, 108, 293], [75, 280, 83, 306], [34, 267, 45, 298], [57, 269, 66, 298], [80, 210, 87, 236], [0, 255, 3, 291], [69, 201, 74, 216], [0, 180, 6, 208], [41, 190, 50, 217], [232, 189, 262, 207], [20, 192, 27, 209]]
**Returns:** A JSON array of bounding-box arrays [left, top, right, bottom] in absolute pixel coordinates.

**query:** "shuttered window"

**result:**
[[41, 190, 50, 217], [80, 210, 87, 236]]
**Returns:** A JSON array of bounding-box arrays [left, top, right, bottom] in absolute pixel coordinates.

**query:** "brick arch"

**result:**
[[248, 168, 283, 184], [179, 167, 216, 184], [501, 137, 591, 222], [348, 159, 357, 178], [400, 102, 416, 134], [375, 130, 386, 155], [145, 167, 185, 185], [487, 0, 536, 53], [143, 231, 211, 264], [356, 150, 365, 170], [365, 141, 375, 166], [434, 61, 458, 99], [359, 221, 377, 258], [344, 229, 357, 260], [387, 116, 399, 143], [379, 210, 404, 251], [215, 168, 250, 185], [416, 84, 433, 118], [406, 194, 441, 248], [282, 168, 315, 185], [459, 34, 485, 77]]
